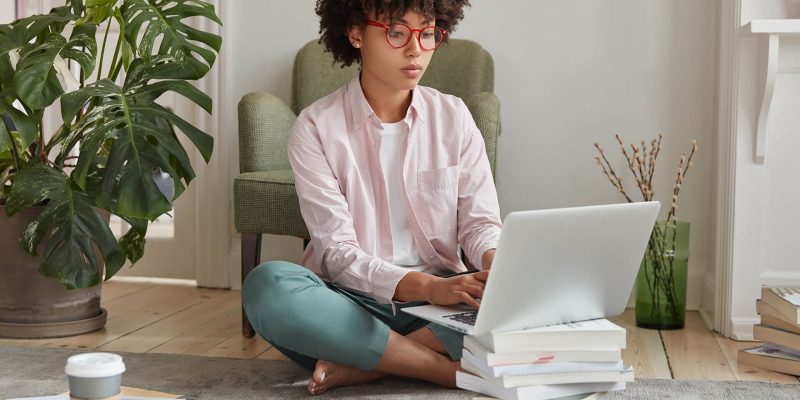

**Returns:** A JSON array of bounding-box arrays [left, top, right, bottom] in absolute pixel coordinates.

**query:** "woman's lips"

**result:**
[[401, 65, 423, 78]]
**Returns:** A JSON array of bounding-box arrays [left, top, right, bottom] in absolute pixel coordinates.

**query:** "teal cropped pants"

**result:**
[[241, 260, 464, 371]]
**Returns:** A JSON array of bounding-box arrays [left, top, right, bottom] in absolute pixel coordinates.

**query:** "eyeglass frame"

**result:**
[[364, 19, 447, 51]]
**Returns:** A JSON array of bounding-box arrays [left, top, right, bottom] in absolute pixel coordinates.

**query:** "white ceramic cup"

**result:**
[[65, 353, 126, 399]]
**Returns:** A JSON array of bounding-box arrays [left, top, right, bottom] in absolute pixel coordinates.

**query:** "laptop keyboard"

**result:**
[[443, 311, 478, 325]]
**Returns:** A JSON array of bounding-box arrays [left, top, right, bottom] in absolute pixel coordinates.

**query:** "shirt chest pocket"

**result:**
[[416, 166, 459, 235]]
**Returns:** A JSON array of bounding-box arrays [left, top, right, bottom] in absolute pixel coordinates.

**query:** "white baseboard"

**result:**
[[108, 276, 198, 287], [698, 307, 715, 331], [730, 317, 759, 341], [699, 270, 716, 331]]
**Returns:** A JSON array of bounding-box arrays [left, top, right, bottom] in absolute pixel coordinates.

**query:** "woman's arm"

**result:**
[[456, 102, 503, 270], [288, 113, 409, 304]]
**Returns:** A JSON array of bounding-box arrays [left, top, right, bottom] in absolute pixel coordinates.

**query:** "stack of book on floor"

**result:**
[[456, 318, 633, 400], [738, 286, 800, 376]]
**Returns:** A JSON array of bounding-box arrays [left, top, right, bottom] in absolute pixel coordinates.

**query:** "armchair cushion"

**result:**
[[233, 170, 309, 238], [238, 93, 296, 173]]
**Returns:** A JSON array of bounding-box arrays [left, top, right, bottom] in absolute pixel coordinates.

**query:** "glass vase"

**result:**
[[635, 221, 690, 330]]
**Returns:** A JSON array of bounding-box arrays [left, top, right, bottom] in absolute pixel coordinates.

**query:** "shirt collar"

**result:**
[[346, 74, 426, 128]]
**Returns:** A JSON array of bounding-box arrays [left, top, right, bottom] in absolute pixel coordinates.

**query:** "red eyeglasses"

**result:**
[[365, 20, 447, 51]]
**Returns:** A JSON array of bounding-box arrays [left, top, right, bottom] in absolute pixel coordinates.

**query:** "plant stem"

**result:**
[[97, 15, 113, 81], [107, 22, 123, 81], [38, 122, 46, 162], [4, 130, 21, 171]]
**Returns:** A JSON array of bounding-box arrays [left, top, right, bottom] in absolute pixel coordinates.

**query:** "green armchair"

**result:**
[[234, 38, 500, 337]]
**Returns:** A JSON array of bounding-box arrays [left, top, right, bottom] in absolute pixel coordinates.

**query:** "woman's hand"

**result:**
[[424, 270, 489, 309]]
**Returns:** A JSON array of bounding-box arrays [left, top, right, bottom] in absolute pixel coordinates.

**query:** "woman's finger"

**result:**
[[457, 291, 481, 309], [459, 283, 484, 300], [471, 270, 490, 282]]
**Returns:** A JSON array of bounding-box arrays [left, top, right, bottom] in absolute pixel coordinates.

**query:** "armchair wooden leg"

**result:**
[[241, 233, 262, 338]]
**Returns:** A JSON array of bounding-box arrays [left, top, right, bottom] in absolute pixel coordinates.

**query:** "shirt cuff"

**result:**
[[370, 262, 411, 305]]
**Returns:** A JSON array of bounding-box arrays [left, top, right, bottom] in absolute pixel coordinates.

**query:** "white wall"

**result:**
[[0, 2, 15, 24], [225, 0, 719, 312], [728, 0, 800, 339]]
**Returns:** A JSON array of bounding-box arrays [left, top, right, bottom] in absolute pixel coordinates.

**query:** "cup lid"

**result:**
[[65, 353, 126, 378]]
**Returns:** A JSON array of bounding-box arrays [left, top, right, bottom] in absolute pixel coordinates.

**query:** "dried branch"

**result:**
[[594, 143, 634, 203]]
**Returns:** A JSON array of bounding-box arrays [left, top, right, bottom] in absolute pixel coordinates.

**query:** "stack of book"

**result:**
[[456, 318, 633, 400], [738, 286, 800, 376]]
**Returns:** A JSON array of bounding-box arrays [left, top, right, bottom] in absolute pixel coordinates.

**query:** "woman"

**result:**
[[242, 0, 502, 395]]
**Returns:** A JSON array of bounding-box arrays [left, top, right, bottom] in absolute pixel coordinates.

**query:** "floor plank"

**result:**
[[97, 290, 240, 353], [40, 285, 219, 349], [609, 309, 672, 379], [101, 280, 156, 303], [148, 304, 241, 356], [713, 333, 800, 384], [661, 312, 736, 381], [257, 346, 290, 361]]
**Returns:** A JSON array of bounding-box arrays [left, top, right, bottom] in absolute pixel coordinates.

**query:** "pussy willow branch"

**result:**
[[594, 143, 634, 203], [595, 134, 697, 323], [666, 140, 697, 223]]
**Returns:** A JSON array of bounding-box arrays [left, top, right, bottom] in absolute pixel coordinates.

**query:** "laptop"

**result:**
[[402, 201, 660, 336]]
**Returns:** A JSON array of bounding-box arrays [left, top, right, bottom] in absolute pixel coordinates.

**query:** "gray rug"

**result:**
[[2, 346, 800, 399]]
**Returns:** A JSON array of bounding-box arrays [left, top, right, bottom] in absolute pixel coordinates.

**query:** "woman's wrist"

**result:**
[[482, 248, 496, 270], [394, 271, 438, 302]]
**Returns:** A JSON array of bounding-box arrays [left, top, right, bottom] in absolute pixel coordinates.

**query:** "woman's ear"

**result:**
[[348, 25, 363, 49]]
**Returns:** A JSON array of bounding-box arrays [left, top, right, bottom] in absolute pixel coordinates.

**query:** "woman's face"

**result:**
[[350, 10, 436, 93]]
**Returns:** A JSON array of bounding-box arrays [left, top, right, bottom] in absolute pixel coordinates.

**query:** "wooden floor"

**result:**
[[1, 281, 798, 383]]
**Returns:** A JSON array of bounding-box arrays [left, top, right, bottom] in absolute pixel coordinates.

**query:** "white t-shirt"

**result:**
[[379, 122, 425, 269]]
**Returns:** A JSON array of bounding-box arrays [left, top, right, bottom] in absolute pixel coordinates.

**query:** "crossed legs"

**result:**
[[241, 261, 462, 396]]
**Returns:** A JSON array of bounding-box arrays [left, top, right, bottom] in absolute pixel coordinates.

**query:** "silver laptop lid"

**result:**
[[473, 201, 660, 335]]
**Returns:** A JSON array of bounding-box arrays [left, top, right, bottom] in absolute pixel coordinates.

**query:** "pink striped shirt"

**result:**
[[288, 76, 502, 304]]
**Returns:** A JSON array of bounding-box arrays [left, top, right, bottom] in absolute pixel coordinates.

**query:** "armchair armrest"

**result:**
[[465, 91, 501, 178], [238, 92, 296, 173]]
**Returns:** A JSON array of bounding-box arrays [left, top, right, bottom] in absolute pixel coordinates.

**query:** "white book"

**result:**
[[463, 349, 623, 377], [472, 395, 608, 400], [462, 356, 634, 388], [474, 319, 626, 354], [464, 335, 622, 366], [457, 371, 625, 400]]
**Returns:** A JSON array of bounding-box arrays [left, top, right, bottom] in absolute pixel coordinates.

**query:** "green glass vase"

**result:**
[[635, 221, 690, 330]]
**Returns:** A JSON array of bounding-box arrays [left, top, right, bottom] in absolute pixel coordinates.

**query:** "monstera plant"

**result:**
[[0, 0, 221, 289]]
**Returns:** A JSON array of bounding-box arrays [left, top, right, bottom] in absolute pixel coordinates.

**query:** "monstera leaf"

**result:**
[[122, 0, 221, 79], [0, 100, 37, 154], [82, 0, 117, 25], [13, 23, 97, 110], [0, 13, 71, 58], [59, 58, 212, 221], [4, 162, 126, 288]]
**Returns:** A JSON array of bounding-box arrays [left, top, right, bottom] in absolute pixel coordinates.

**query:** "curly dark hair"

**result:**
[[315, 0, 471, 67]]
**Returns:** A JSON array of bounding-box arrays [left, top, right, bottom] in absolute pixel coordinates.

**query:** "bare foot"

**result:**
[[307, 359, 389, 395]]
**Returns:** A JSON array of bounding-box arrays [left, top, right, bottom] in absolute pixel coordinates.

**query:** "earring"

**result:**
[[353, 42, 361, 48]]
